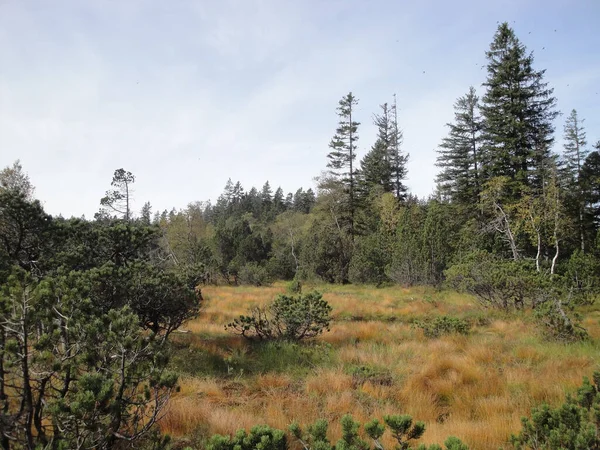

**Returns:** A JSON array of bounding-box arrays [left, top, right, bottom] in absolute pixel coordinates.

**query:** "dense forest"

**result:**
[[1, 22, 600, 449]]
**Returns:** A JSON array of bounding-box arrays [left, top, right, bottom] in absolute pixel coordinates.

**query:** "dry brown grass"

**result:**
[[160, 283, 600, 449]]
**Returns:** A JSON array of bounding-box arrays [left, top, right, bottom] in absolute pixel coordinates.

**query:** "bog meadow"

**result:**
[[2, 20, 600, 450]]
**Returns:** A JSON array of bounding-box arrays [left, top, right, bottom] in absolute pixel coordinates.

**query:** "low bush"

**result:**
[[346, 365, 394, 387], [563, 250, 600, 305], [413, 315, 471, 338], [207, 414, 470, 450], [445, 251, 588, 341], [511, 372, 600, 449], [226, 291, 332, 341], [445, 251, 547, 310], [288, 277, 302, 294], [238, 262, 270, 286], [533, 301, 588, 342], [207, 425, 286, 450]]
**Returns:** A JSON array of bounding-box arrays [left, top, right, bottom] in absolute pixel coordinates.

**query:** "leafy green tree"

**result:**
[[480, 23, 558, 196], [436, 87, 483, 207], [303, 177, 353, 283], [327, 92, 361, 234], [269, 211, 310, 279], [100, 168, 136, 221]]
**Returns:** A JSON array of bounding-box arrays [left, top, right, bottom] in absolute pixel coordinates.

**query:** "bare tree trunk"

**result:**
[[0, 328, 9, 450], [496, 203, 519, 260], [529, 212, 541, 272], [348, 100, 354, 238], [551, 227, 560, 276], [288, 229, 299, 274]]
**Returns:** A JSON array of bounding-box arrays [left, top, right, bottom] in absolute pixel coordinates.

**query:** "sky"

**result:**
[[1, 0, 599, 218]]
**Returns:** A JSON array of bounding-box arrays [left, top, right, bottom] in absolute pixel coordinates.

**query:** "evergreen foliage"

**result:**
[[226, 291, 331, 341], [436, 87, 483, 207]]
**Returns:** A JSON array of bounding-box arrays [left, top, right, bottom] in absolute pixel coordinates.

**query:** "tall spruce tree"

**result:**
[[562, 109, 589, 250], [327, 92, 360, 233], [436, 86, 483, 206], [481, 23, 558, 196], [360, 140, 392, 192], [389, 95, 409, 200], [581, 146, 600, 233], [360, 103, 393, 193]]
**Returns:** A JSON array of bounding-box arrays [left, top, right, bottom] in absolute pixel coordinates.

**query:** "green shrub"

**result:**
[[413, 316, 471, 338], [445, 251, 546, 310], [226, 291, 332, 341], [346, 365, 393, 386], [206, 425, 286, 450], [511, 372, 600, 449], [288, 277, 302, 294], [238, 262, 270, 286], [290, 414, 468, 450], [563, 250, 600, 305], [533, 301, 588, 342]]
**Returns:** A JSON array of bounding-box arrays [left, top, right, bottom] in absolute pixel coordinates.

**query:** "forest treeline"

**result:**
[[134, 23, 600, 291], [1, 21, 600, 448]]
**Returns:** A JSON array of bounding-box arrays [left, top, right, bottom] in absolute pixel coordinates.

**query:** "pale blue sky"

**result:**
[[1, 0, 599, 218]]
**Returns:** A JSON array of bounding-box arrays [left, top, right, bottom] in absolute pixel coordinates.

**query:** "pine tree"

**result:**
[[581, 147, 600, 233], [562, 109, 589, 250], [100, 168, 135, 221], [260, 181, 273, 218], [260, 181, 272, 203], [327, 92, 360, 233], [481, 23, 558, 195], [436, 87, 483, 206], [140, 201, 152, 224], [273, 187, 285, 214], [389, 95, 409, 200], [232, 181, 245, 205], [360, 103, 393, 194], [284, 192, 294, 209], [0, 160, 35, 200], [360, 140, 392, 192]]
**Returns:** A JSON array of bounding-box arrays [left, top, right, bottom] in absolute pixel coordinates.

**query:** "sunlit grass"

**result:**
[[161, 282, 600, 449]]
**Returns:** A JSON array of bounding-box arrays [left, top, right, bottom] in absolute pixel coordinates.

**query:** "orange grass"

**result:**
[[161, 283, 600, 449]]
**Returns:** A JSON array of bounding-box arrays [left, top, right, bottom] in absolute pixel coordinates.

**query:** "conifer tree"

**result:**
[[389, 95, 409, 200], [562, 109, 589, 250], [581, 147, 600, 232], [273, 187, 285, 214], [361, 103, 393, 193], [360, 140, 391, 192], [436, 87, 483, 206], [99, 168, 135, 221], [327, 92, 360, 233], [140, 201, 152, 224], [481, 23, 558, 196], [0, 160, 35, 200], [232, 181, 245, 205]]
